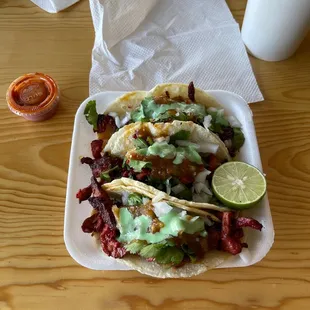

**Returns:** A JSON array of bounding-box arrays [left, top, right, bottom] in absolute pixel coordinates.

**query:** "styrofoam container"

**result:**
[[64, 90, 274, 271]]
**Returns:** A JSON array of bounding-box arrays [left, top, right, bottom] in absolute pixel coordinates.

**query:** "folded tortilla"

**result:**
[[104, 120, 231, 211], [105, 120, 230, 161], [98, 185, 230, 278], [104, 83, 222, 118]]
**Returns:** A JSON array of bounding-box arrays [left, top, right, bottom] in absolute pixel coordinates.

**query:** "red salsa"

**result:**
[[6, 72, 60, 121]]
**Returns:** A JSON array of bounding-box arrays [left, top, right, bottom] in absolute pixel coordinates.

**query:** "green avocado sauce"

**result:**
[[117, 208, 206, 244], [131, 97, 207, 122]]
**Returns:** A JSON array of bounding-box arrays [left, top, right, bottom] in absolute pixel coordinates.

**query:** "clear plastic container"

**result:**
[[64, 90, 274, 271], [6, 72, 60, 121]]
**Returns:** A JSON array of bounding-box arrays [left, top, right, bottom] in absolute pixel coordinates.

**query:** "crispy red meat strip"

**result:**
[[76, 185, 92, 203], [207, 226, 221, 250], [81, 157, 94, 165], [88, 197, 116, 228], [97, 114, 116, 133], [188, 81, 195, 102], [81, 212, 104, 233], [89, 154, 122, 178], [91, 139, 103, 159], [236, 217, 263, 231], [90, 176, 109, 199], [220, 212, 262, 255], [135, 168, 151, 181], [221, 236, 243, 255], [100, 224, 127, 258], [122, 168, 135, 178], [84, 177, 116, 228], [221, 211, 233, 239], [221, 212, 242, 255], [233, 228, 244, 240]]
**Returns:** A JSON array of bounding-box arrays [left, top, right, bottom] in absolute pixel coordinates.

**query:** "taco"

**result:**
[[84, 82, 244, 157], [78, 176, 263, 278], [79, 119, 231, 209], [102, 120, 231, 208]]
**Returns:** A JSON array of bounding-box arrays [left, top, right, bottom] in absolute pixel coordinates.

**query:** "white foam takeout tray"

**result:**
[[64, 90, 274, 271]]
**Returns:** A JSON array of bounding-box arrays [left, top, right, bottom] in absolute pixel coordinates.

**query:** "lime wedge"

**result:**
[[211, 162, 266, 209]]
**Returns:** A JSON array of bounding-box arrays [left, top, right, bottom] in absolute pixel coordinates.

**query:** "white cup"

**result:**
[[241, 0, 310, 61]]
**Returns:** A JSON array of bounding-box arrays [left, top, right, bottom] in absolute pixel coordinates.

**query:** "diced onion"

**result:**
[[203, 115, 212, 129], [171, 183, 186, 195], [155, 136, 170, 143], [153, 201, 173, 217], [195, 169, 211, 183], [193, 182, 212, 196], [194, 182, 205, 194], [227, 115, 242, 128], [175, 140, 199, 148], [122, 192, 129, 205], [179, 210, 187, 219], [108, 112, 118, 118], [217, 109, 225, 117], [114, 116, 121, 128], [190, 216, 200, 222], [152, 192, 166, 203], [166, 178, 171, 195], [199, 143, 219, 154], [109, 112, 123, 128], [239, 248, 252, 264], [207, 107, 218, 113], [201, 183, 212, 195], [224, 139, 232, 149], [142, 197, 150, 205], [204, 217, 213, 226], [120, 112, 131, 126]]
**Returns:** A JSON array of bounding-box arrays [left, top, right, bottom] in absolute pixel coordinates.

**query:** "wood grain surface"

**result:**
[[0, 0, 310, 309]]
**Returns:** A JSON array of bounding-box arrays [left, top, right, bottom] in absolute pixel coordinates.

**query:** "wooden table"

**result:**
[[1, 1, 310, 309]]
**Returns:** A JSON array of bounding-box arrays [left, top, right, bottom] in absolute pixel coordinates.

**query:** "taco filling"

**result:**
[[130, 83, 245, 157], [123, 126, 225, 203], [83, 83, 245, 157], [78, 178, 263, 268], [78, 120, 230, 206]]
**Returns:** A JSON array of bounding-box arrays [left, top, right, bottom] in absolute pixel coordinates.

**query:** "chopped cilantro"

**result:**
[[127, 160, 152, 172], [155, 246, 184, 265], [139, 243, 166, 259], [99, 166, 119, 181], [232, 127, 245, 151], [134, 138, 148, 149], [146, 137, 154, 145], [127, 193, 143, 206], [170, 130, 190, 144], [125, 240, 146, 254], [84, 100, 98, 131]]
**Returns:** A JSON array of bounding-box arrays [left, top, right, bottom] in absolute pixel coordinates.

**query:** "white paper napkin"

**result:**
[[89, 0, 263, 103], [31, 0, 79, 13]]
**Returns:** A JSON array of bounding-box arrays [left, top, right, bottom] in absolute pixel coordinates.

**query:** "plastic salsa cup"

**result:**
[[6, 72, 60, 121]]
